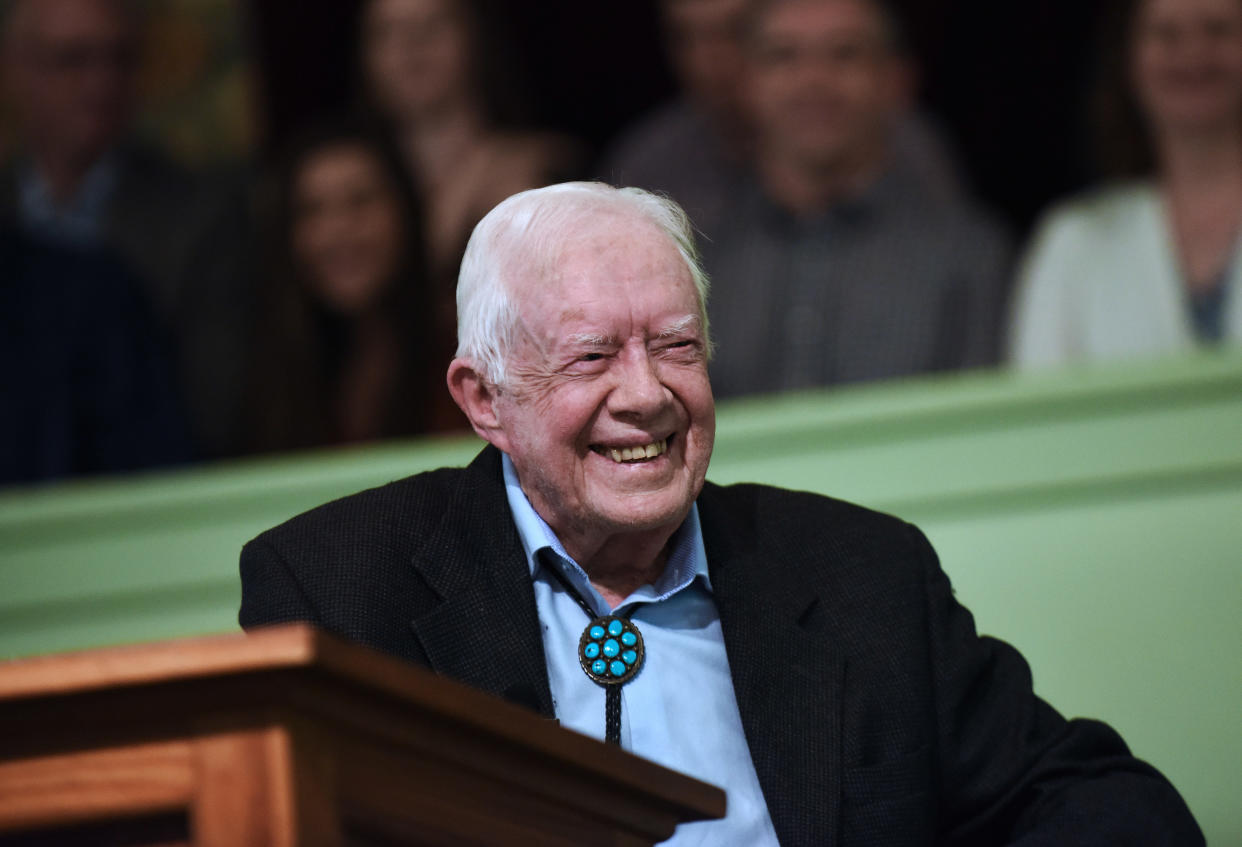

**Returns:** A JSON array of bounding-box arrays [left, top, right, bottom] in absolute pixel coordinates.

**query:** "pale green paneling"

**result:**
[[2, 352, 1240, 844], [0, 437, 485, 659], [929, 492, 1241, 846]]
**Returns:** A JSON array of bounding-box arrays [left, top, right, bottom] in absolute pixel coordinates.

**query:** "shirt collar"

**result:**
[[17, 152, 119, 245], [501, 452, 711, 614]]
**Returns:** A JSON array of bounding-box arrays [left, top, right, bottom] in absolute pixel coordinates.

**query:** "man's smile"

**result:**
[[590, 436, 671, 464]]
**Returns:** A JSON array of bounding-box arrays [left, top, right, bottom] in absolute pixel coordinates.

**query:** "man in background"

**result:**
[[703, 0, 1010, 397], [603, 0, 965, 241], [1, 0, 252, 459], [1, 0, 196, 311]]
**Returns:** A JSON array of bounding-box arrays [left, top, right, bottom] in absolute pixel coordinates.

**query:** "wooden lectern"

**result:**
[[0, 624, 725, 846]]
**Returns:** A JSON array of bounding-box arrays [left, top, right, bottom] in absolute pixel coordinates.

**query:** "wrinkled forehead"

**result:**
[[506, 207, 681, 296], [506, 212, 696, 331]]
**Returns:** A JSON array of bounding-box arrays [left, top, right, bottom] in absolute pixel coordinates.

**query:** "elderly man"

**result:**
[[241, 183, 1201, 845]]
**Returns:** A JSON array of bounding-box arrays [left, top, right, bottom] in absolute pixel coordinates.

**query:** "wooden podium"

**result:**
[[0, 624, 725, 846]]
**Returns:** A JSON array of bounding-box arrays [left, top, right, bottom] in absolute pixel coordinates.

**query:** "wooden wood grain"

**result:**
[[0, 625, 725, 824], [192, 730, 281, 847], [0, 625, 318, 700], [0, 625, 724, 845], [0, 740, 194, 831]]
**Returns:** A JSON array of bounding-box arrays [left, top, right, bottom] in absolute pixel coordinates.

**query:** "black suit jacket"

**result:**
[[240, 446, 1202, 846]]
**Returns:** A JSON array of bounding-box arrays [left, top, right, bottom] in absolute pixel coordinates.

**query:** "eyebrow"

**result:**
[[655, 315, 700, 339], [565, 332, 616, 347], [562, 316, 701, 348]]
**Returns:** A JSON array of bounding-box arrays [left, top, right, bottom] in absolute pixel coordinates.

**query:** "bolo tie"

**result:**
[[543, 554, 645, 745]]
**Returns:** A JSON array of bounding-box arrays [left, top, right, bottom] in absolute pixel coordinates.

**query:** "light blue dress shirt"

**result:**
[[502, 454, 779, 846]]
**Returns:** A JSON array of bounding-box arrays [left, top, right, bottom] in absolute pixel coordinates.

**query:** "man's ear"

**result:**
[[446, 358, 514, 454]]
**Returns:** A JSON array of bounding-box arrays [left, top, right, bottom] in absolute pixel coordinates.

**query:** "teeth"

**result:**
[[599, 438, 667, 464]]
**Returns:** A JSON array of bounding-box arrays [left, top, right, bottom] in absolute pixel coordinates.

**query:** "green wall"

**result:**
[[2, 352, 1240, 844]]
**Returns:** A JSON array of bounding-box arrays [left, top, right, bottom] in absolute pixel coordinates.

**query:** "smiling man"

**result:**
[[447, 193, 716, 606], [240, 183, 1202, 845]]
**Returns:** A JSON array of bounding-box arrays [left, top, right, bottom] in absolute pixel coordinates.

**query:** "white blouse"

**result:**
[[1009, 181, 1242, 368]]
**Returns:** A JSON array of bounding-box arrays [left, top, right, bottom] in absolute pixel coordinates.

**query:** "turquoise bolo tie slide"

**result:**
[[578, 615, 644, 685]]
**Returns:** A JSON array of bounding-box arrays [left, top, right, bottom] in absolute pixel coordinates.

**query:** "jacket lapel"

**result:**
[[407, 446, 556, 718], [405, 451, 850, 839], [699, 482, 844, 846]]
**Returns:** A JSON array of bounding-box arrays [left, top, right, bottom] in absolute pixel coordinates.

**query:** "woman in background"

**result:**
[[359, 0, 580, 285], [1010, 0, 1242, 366], [248, 123, 459, 453]]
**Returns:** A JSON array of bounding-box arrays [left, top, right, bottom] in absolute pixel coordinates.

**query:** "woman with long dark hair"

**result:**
[[248, 122, 459, 452], [1010, 0, 1242, 365]]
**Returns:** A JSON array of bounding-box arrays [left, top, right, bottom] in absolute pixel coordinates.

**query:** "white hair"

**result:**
[[455, 182, 712, 386]]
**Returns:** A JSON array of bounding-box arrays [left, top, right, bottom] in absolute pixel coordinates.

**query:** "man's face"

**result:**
[[2, 0, 136, 165], [745, 0, 902, 173], [663, 0, 749, 121], [488, 213, 716, 547]]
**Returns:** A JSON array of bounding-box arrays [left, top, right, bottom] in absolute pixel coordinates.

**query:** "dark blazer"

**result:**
[[0, 145, 198, 321], [0, 227, 192, 482], [1, 144, 255, 457], [240, 446, 1202, 846]]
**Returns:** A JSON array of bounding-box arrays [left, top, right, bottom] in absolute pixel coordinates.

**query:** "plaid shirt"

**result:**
[[701, 167, 1012, 398]]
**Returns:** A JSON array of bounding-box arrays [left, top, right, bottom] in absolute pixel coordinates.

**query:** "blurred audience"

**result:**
[[702, 0, 1011, 398], [359, 0, 580, 290], [18, 0, 1205, 481], [602, 0, 752, 239], [1, 225, 191, 483], [603, 0, 968, 240], [247, 123, 456, 453], [1010, 0, 1242, 367], [0, 0, 253, 459]]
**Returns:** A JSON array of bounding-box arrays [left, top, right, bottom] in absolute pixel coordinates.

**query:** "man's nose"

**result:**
[[608, 350, 670, 420]]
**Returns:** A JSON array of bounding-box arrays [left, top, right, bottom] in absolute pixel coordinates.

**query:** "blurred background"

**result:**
[[0, 0, 1152, 479], [251, 0, 1100, 230], [9, 0, 1240, 479]]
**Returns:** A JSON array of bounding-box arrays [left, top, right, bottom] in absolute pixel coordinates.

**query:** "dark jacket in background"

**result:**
[[1, 228, 192, 484], [1, 144, 255, 459]]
